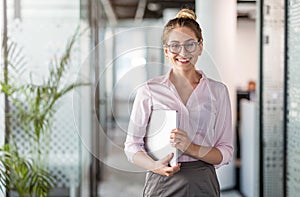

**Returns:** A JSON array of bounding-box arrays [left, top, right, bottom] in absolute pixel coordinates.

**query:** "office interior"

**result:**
[[0, 0, 299, 196]]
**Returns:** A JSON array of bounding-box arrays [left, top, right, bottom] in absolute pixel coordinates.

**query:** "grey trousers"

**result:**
[[143, 161, 220, 197]]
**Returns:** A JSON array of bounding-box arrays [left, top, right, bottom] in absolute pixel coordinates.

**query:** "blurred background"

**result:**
[[0, 0, 299, 196]]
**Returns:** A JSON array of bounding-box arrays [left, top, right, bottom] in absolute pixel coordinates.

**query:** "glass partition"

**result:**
[[260, 0, 285, 196], [286, 0, 300, 196], [5, 0, 84, 196]]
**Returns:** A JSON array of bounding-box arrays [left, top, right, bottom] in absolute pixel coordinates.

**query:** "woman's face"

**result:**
[[164, 27, 203, 72]]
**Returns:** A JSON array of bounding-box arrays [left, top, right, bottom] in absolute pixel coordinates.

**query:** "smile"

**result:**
[[176, 58, 192, 64]]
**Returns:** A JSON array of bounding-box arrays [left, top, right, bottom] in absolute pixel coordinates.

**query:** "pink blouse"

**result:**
[[124, 70, 233, 168]]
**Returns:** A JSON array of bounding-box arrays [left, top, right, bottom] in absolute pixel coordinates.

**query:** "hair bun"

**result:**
[[176, 9, 197, 20]]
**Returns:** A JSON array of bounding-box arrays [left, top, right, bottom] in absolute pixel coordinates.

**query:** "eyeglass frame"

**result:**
[[164, 40, 202, 54]]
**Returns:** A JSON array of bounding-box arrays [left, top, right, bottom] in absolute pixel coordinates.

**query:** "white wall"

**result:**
[[235, 18, 258, 90]]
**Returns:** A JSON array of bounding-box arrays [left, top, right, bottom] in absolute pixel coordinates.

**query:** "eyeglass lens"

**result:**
[[168, 42, 198, 53]]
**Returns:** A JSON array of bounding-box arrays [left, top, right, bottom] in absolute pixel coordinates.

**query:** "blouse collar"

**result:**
[[162, 68, 207, 85]]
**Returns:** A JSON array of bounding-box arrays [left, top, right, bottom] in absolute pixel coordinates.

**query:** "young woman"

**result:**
[[124, 8, 233, 197]]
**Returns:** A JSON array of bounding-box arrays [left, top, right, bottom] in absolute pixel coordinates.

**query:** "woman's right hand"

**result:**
[[152, 153, 181, 176], [132, 151, 181, 176]]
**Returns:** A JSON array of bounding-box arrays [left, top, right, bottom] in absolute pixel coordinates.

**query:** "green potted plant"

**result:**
[[0, 28, 88, 196]]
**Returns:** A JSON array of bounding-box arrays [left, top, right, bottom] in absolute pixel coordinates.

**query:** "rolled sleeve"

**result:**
[[124, 135, 146, 163], [124, 85, 152, 162], [124, 123, 148, 163], [214, 84, 234, 168]]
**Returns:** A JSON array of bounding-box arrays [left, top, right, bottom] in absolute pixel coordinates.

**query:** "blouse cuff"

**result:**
[[214, 146, 232, 168]]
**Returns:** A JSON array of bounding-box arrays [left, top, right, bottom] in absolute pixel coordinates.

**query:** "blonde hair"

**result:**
[[176, 8, 197, 20], [162, 9, 203, 44]]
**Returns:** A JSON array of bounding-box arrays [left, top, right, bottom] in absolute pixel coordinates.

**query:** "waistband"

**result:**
[[179, 160, 213, 169]]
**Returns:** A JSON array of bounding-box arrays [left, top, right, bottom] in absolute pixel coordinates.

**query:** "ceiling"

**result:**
[[103, 0, 256, 23], [108, 0, 195, 20]]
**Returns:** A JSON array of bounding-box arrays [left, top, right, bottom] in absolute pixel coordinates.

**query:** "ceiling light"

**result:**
[[147, 3, 161, 12]]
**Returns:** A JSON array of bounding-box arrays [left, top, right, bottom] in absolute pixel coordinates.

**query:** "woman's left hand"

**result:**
[[170, 129, 192, 153]]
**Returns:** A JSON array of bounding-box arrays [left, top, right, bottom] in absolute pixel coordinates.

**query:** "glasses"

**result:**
[[165, 41, 200, 54]]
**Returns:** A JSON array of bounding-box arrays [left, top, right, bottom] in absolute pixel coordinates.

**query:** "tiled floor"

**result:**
[[98, 124, 243, 197]]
